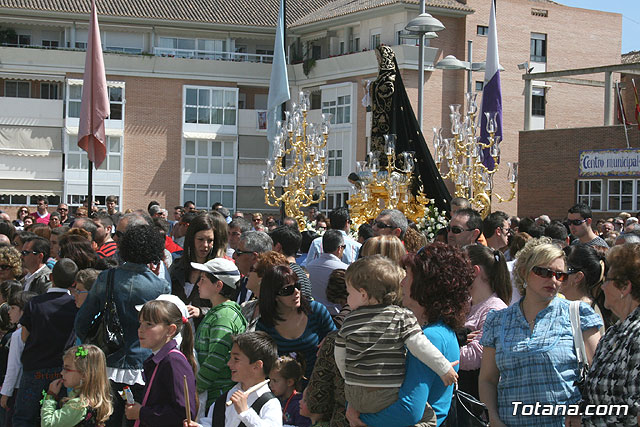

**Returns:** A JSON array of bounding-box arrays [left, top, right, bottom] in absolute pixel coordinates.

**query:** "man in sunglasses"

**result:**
[[232, 230, 273, 304], [21, 236, 51, 294], [447, 208, 483, 248], [372, 209, 408, 240], [56, 203, 73, 225], [567, 203, 608, 248], [482, 211, 511, 251]]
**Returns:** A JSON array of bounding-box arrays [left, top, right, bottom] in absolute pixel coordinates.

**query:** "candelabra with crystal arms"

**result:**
[[347, 134, 429, 228], [432, 92, 517, 218], [262, 92, 330, 230]]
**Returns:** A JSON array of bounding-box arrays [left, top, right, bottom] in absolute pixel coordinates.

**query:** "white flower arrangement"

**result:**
[[416, 202, 448, 242]]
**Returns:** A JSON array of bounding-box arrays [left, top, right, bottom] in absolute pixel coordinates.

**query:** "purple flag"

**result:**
[[479, 0, 501, 171]]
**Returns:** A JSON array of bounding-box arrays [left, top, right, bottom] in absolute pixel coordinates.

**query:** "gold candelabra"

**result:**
[[432, 92, 517, 218], [262, 92, 329, 230], [347, 134, 429, 228]]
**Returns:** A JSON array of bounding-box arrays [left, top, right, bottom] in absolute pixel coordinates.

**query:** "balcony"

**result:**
[[153, 47, 273, 63], [0, 97, 63, 127]]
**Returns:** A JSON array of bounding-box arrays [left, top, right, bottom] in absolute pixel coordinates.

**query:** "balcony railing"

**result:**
[[153, 47, 273, 63]]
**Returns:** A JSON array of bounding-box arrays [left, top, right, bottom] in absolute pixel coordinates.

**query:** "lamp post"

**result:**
[[435, 40, 487, 93], [405, 2, 445, 131]]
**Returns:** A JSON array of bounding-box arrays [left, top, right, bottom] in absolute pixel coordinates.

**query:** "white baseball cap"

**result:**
[[135, 294, 189, 319], [191, 258, 241, 289]]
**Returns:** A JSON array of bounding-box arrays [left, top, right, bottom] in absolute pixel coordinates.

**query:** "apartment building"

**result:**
[[0, 0, 622, 216]]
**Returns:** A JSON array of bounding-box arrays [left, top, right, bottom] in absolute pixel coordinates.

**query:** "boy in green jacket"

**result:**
[[191, 258, 247, 412]]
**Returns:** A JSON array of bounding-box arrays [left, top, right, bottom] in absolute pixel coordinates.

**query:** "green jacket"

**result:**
[[40, 390, 88, 427], [195, 300, 247, 409]]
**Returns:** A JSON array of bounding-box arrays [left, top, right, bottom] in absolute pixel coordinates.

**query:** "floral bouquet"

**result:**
[[416, 203, 448, 241]]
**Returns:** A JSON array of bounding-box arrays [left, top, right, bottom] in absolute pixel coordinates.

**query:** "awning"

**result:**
[[183, 132, 237, 142], [0, 126, 61, 156], [67, 78, 126, 88], [0, 179, 63, 196], [0, 72, 65, 82]]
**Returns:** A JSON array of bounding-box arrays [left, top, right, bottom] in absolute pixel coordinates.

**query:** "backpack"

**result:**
[[212, 389, 276, 427]]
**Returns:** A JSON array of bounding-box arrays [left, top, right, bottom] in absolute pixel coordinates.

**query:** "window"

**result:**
[[183, 139, 235, 175], [608, 180, 634, 211], [67, 136, 122, 171], [8, 33, 31, 46], [183, 184, 234, 210], [184, 87, 237, 126], [42, 39, 59, 48], [320, 192, 349, 213], [328, 150, 342, 176], [532, 87, 545, 116], [321, 95, 351, 125], [30, 195, 60, 205], [5, 81, 30, 98], [67, 84, 124, 120], [0, 194, 28, 205], [339, 41, 345, 55], [311, 45, 321, 60], [577, 180, 602, 211], [475, 81, 484, 92], [530, 33, 547, 62], [370, 32, 381, 49], [477, 26, 489, 36], [40, 83, 59, 100], [354, 37, 360, 52]]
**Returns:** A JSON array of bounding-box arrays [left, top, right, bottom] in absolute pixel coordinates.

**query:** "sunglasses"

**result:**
[[277, 282, 301, 296], [21, 250, 39, 256], [447, 225, 473, 234], [234, 249, 255, 256], [531, 266, 569, 282], [57, 208, 68, 212], [374, 221, 393, 229], [568, 219, 586, 226], [0, 265, 12, 271]]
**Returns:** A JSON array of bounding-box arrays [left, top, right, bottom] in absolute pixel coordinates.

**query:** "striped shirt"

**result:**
[[194, 300, 247, 409], [335, 304, 422, 387]]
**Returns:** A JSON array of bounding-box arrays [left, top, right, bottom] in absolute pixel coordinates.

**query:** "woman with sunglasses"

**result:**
[[256, 264, 336, 382], [0, 245, 22, 282], [479, 237, 602, 427], [169, 212, 228, 329], [562, 244, 613, 332], [580, 243, 640, 426], [13, 206, 30, 230], [240, 251, 288, 331]]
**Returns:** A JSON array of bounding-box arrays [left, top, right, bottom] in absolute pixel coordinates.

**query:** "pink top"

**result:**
[[30, 211, 50, 225], [459, 293, 507, 370]]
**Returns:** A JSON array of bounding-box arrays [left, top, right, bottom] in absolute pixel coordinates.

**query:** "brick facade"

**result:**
[[518, 125, 640, 220]]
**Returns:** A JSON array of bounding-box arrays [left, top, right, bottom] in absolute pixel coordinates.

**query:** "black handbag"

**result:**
[[444, 383, 489, 427], [84, 269, 124, 356]]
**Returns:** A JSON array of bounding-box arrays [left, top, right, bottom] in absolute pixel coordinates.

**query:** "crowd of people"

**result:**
[[0, 195, 637, 427]]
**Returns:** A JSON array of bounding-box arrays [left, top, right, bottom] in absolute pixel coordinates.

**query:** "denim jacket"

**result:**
[[75, 263, 171, 369]]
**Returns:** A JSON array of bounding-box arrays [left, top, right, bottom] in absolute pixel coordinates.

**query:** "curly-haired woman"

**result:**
[[479, 237, 602, 427], [75, 224, 170, 427], [356, 242, 473, 426], [0, 245, 22, 282]]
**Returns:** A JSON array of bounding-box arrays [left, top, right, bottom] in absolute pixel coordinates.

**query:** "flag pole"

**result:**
[[616, 81, 631, 148]]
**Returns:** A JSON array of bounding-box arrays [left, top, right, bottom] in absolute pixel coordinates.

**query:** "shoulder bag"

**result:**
[[569, 300, 589, 394], [85, 268, 125, 356]]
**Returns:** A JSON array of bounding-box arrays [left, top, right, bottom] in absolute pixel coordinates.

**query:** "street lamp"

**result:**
[[405, 7, 445, 130]]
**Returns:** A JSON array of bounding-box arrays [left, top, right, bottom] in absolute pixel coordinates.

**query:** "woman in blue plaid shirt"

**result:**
[[479, 237, 602, 427]]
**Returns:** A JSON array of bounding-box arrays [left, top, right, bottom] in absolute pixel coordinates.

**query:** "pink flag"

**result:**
[[77, 0, 110, 168]]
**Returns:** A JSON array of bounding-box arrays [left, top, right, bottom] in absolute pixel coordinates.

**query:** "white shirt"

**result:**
[[198, 382, 282, 427], [1, 326, 25, 396], [23, 264, 47, 292]]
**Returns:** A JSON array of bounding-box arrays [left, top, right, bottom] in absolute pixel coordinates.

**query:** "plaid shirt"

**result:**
[[481, 297, 602, 426], [583, 306, 640, 426]]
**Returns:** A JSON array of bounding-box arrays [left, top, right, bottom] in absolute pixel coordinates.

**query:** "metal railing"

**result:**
[[153, 47, 273, 63]]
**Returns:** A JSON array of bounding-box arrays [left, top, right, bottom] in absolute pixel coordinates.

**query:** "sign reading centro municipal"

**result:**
[[579, 149, 640, 177]]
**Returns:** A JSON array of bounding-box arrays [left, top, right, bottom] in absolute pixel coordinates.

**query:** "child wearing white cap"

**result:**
[[190, 258, 248, 415]]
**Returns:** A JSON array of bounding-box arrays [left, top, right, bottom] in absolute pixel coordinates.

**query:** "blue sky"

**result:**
[[554, 0, 639, 54]]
